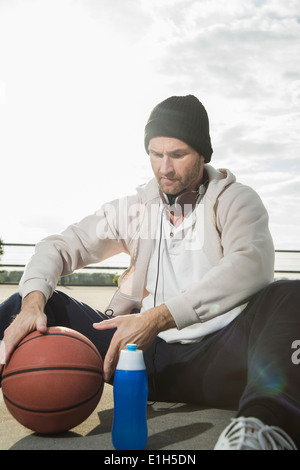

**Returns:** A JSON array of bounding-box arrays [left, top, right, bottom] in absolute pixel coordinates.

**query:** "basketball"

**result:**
[[1, 326, 104, 434]]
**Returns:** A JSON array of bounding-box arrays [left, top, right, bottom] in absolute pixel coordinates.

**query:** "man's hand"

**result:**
[[93, 304, 176, 382], [0, 291, 48, 365]]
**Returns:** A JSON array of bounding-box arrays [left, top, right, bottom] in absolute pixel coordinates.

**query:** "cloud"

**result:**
[[144, 0, 299, 111], [79, 0, 151, 42]]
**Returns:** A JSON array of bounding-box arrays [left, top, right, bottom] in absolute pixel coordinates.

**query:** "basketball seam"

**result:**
[[15, 332, 102, 360], [2, 385, 103, 413], [1, 366, 103, 381]]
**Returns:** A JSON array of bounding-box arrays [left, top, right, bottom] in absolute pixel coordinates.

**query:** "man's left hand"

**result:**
[[93, 304, 175, 382]]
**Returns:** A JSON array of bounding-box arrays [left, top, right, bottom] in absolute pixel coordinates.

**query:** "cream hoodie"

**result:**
[[19, 165, 275, 337]]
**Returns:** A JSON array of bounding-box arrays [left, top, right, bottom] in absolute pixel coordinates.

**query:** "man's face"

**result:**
[[149, 136, 205, 195]]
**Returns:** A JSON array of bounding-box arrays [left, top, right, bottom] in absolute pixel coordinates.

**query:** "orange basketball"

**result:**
[[1, 326, 104, 434]]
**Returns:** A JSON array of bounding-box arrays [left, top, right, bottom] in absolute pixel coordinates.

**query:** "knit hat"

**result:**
[[144, 95, 213, 163]]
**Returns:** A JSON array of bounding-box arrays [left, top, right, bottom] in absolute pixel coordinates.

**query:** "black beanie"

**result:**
[[144, 95, 213, 163]]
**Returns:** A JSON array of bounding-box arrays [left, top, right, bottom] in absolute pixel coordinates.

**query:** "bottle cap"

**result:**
[[116, 344, 146, 371]]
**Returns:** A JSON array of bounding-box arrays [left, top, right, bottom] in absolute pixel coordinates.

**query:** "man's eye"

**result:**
[[173, 153, 185, 158]]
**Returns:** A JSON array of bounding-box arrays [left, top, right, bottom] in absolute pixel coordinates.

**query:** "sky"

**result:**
[[0, 0, 300, 257]]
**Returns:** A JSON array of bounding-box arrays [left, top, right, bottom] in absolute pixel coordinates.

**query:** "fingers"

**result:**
[[103, 336, 122, 382], [2, 327, 25, 364], [1, 308, 48, 365], [1, 338, 14, 365], [36, 313, 48, 334], [0, 340, 6, 365], [93, 317, 129, 382], [93, 320, 123, 381], [103, 353, 118, 383], [92, 318, 118, 330]]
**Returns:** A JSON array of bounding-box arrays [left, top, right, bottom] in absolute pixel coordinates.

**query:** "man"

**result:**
[[0, 95, 299, 449]]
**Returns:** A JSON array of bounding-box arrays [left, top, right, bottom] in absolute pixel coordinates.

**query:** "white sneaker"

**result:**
[[214, 416, 297, 450]]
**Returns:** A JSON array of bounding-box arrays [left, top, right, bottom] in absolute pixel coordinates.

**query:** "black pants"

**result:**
[[1, 280, 300, 446]]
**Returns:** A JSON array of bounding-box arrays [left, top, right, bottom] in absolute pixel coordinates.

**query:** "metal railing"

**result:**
[[0, 243, 300, 284], [0, 243, 128, 272], [273, 250, 300, 275]]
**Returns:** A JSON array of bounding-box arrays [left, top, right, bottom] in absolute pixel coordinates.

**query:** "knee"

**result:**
[[285, 279, 300, 300], [269, 279, 300, 300], [0, 292, 22, 339], [0, 291, 21, 309]]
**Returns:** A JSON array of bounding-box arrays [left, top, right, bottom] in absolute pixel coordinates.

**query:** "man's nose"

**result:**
[[160, 155, 175, 175]]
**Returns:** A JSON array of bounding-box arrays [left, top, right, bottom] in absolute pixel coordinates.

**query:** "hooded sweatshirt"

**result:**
[[19, 165, 275, 341]]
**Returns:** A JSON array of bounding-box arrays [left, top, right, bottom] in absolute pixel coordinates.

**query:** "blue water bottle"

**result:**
[[112, 344, 149, 450]]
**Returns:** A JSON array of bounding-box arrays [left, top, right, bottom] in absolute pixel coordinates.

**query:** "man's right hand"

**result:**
[[0, 291, 48, 365]]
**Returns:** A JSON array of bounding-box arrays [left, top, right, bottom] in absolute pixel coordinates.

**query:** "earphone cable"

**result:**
[[153, 205, 165, 307]]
